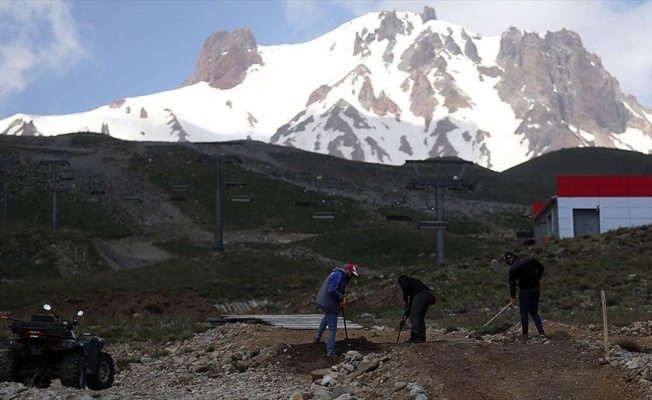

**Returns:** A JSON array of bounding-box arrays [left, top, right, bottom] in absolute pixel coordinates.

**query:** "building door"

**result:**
[[573, 208, 600, 237]]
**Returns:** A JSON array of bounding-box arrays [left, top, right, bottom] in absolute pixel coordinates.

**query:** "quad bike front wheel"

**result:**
[[86, 351, 115, 390]]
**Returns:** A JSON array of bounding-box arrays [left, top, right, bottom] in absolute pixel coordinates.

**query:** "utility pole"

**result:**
[[199, 155, 242, 252], [1, 155, 20, 220], [38, 159, 70, 230], [407, 159, 474, 264]]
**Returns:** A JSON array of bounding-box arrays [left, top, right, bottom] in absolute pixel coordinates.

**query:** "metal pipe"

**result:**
[[52, 162, 58, 230], [214, 160, 224, 252], [435, 185, 445, 263], [2, 160, 8, 220]]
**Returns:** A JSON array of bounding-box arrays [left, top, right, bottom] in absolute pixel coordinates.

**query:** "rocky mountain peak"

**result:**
[[420, 6, 437, 23], [1, 118, 38, 136], [375, 11, 411, 42], [496, 24, 629, 153], [181, 28, 262, 90]]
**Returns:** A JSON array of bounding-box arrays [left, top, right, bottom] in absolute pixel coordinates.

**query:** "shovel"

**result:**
[[341, 306, 349, 340], [396, 319, 405, 343], [482, 302, 513, 329], [396, 305, 409, 343]]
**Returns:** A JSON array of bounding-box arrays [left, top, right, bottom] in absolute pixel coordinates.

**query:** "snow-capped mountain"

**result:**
[[2, 7, 652, 172]]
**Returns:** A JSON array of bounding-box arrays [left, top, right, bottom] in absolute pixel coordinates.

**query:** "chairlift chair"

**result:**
[[230, 195, 252, 203], [169, 186, 190, 201], [294, 200, 315, 207], [170, 184, 190, 192], [122, 190, 143, 203], [168, 177, 191, 202], [312, 211, 336, 220], [424, 190, 437, 212], [225, 181, 252, 202], [385, 193, 413, 222], [294, 197, 337, 219], [418, 220, 448, 230], [386, 215, 412, 221], [311, 199, 337, 220]]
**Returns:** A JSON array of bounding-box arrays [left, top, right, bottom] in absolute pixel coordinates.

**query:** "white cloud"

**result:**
[[0, 0, 87, 101], [285, 0, 652, 108]]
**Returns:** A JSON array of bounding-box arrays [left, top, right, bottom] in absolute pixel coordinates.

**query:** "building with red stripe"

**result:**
[[532, 176, 652, 242]]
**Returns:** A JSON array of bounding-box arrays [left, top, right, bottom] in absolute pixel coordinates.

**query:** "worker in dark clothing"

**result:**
[[398, 275, 434, 343], [503, 251, 545, 338]]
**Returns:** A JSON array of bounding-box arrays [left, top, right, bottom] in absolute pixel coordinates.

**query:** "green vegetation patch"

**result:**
[[0, 220, 109, 280], [128, 144, 376, 233]]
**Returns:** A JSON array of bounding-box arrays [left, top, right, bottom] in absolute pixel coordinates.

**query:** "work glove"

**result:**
[[399, 319, 406, 329], [339, 298, 346, 309]]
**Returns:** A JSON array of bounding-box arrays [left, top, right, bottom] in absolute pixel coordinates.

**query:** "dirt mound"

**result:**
[[256, 328, 646, 400], [273, 336, 382, 373]]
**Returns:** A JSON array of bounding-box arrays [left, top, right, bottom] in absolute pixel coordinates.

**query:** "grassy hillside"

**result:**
[[1, 135, 652, 341]]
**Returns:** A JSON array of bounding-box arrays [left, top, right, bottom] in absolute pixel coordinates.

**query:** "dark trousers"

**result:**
[[519, 288, 544, 336], [409, 292, 430, 341]]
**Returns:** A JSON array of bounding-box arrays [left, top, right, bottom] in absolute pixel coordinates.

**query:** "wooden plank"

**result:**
[[207, 313, 363, 330]]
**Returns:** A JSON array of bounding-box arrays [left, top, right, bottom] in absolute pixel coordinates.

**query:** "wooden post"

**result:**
[[601, 290, 609, 355]]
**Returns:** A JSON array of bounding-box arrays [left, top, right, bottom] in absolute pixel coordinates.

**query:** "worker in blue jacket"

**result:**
[[313, 264, 359, 356]]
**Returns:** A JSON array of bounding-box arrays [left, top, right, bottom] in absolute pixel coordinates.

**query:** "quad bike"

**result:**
[[0, 304, 115, 390]]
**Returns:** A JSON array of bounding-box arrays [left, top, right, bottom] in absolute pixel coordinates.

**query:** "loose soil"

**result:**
[[262, 332, 644, 400]]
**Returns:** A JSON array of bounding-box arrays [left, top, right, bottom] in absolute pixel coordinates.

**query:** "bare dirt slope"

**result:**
[[255, 326, 646, 400]]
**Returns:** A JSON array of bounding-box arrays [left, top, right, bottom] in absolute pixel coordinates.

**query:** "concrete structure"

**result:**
[[533, 176, 652, 242]]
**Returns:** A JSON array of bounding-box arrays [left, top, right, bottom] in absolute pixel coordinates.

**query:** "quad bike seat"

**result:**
[[30, 314, 57, 322], [11, 314, 71, 337]]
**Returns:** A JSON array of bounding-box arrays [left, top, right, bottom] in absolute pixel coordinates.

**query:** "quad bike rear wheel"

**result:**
[[87, 351, 115, 390], [59, 353, 85, 389], [0, 351, 18, 382], [24, 372, 51, 389]]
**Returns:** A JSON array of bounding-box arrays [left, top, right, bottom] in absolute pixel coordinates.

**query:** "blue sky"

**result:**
[[1, 0, 651, 119]]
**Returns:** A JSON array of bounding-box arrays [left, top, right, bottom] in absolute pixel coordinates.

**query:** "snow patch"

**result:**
[[612, 127, 652, 153], [623, 101, 642, 119], [568, 124, 595, 144]]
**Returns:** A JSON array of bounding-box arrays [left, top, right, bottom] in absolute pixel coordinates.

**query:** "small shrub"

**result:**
[[488, 322, 512, 335], [475, 322, 512, 336], [116, 356, 140, 371], [615, 338, 643, 353]]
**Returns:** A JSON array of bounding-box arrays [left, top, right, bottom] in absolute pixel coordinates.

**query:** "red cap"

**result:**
[[345, 264, 359, 276]]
